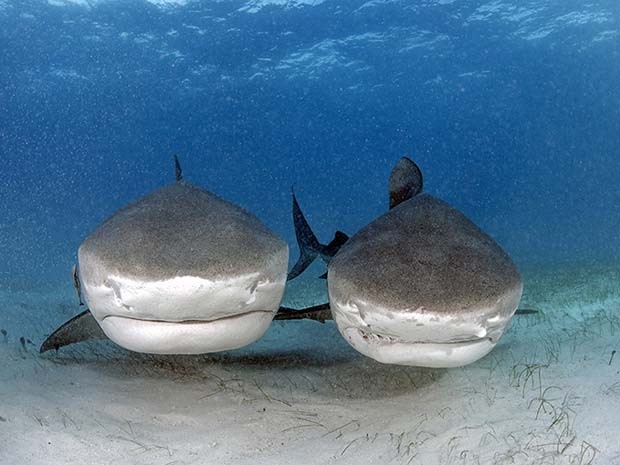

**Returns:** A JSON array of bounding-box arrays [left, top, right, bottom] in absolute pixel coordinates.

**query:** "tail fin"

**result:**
[[324, 230, 349, 256], [288, 190, 322, 281], [288, 190, 350, 281]]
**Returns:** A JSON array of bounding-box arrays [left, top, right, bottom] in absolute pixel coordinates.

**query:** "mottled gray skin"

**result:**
[[79, 182, 288, 285], [328, 193, 522, 319]]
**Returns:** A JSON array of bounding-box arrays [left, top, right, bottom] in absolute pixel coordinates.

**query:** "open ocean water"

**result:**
[[1, 1, 620, 464]]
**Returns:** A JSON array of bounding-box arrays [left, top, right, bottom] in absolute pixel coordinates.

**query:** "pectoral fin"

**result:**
[[275, 303, 332, 323], [40, 310, 107, 353]]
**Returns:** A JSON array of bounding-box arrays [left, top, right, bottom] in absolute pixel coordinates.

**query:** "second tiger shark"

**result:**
[[290, 158, 525, 368]]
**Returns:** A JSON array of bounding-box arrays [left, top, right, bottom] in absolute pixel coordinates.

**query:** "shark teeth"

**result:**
[[357, 328, 399, 344], [355, 327, 489, 346]]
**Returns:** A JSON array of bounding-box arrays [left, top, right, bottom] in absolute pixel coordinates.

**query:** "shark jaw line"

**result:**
[[342, 326, 496, 368], [353, 326, 495, 346], [98, 310, 276, 355], [99, 309, 274, 325]]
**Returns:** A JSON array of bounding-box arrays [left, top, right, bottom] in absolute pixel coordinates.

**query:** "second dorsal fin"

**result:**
[[389, 157, 423, 209]]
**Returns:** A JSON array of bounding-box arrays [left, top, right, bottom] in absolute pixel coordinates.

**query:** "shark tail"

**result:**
[[288, 190, 323, 281], [288, 190, 350, 281]]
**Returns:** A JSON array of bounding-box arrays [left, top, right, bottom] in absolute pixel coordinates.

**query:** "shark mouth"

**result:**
[[342, 326, 496, 368], [98, 310, 275, 355], [79, 273, 288, 354], [353, 327, 497, 345], [328, 283, 523, 368]]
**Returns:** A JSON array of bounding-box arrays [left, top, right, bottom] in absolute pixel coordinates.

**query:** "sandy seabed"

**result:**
[[1, 262, 619, 465]]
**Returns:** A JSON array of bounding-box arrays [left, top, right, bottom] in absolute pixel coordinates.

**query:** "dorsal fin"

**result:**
[[389, 157, 423, 209], [173, 154, 183, 182]]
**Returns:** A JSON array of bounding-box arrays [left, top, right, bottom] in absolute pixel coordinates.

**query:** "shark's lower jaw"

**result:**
[[342, 327, 495, 368], [99, 311, 274, 354]]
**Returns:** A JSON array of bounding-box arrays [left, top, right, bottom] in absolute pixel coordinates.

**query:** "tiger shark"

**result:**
[[40, 157, 289, 355], [290, 157, 524, 368]]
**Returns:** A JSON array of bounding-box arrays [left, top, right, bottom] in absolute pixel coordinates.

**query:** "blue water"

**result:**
[[1, 0, 619, 290]]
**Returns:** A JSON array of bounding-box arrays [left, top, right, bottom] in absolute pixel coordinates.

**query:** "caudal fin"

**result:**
[[288, 190, 322, 281], [288, 191, 350, 281], [324, 230, 349, 255]]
